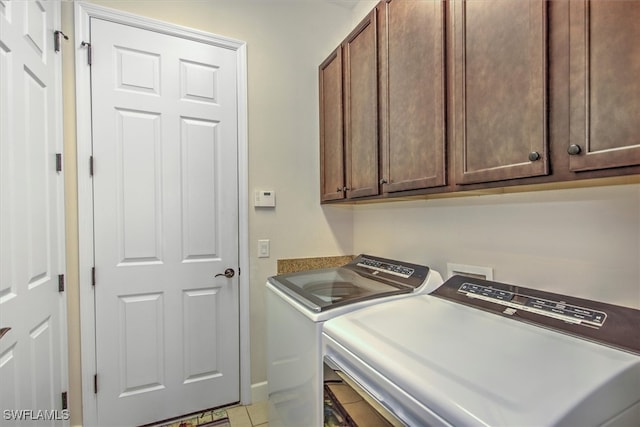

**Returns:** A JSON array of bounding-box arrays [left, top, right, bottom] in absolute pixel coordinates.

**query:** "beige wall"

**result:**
[[353, 183, 640, 310], [62, 1, 361, 424]]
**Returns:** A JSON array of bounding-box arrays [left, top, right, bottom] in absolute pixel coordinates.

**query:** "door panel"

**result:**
[[90, 18, 239, 426], [568, 0, 640, 171], [182, 288, 223, 382], [319, 47, 345, 202], [181, 118, 220, 260], [453, 0, 548, 184], [380, 0, 446, 193], [115, 109, 162, 263], [344, 10, 379, 199], [0, 0, 65, 424], [117, 293, 164, 396]]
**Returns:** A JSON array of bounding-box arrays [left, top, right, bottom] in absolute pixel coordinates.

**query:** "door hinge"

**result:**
[[54, 30, 68, 53], [56, 153, 62, 173], [94, 374, 98, 394], [81, 41, 92, 66], [91, 267, 96, 287], [58, 274, 65, 292], [89, 156, 94, 176], [61, 391, 68, 410]]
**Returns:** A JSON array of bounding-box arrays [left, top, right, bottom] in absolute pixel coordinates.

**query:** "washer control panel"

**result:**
[[357, 257, 415, 278], [458, 283, 607, 327], [346, 254, 430, 290]]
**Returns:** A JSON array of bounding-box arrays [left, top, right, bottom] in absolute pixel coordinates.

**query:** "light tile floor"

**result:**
[[227, 401, 268, 427]]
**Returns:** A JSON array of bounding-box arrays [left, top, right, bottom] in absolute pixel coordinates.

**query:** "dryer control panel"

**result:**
[[457, 283, 607, 328], [432, 275, 640, 355]]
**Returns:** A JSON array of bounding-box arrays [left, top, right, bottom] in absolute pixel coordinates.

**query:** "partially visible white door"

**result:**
[[90, 17, 240, 426], [0, 0, 66, 424]]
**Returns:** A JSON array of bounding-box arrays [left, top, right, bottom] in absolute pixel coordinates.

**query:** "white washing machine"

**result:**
[[266, 254, 444, 427], [323, 274, 640, 426]]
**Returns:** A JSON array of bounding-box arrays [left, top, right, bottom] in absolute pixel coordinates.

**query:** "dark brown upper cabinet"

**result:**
[[568, 0, 640, 172], [319, 0, 639, 204], [319, 11, 379, 202], [453, 0, 549, 185], [319, 46, 345, 202], [379, 0, 446, 193], [344, 10, 380, 199]]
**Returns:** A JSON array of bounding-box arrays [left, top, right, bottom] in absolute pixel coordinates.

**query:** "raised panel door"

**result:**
[[453, 0, 549, 184], [379, 0, 446, 193], [568, 0, 640, 171], [90, 18, 240, 426], [344, 10, 379, 199], [0, 1, 66, 423], [319, 47, 345, 202]]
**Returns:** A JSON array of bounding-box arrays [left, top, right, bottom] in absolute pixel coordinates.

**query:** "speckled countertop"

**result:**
[[277, 255, 354, 274]]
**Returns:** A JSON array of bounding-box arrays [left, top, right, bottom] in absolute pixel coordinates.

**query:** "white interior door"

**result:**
[[0, 0, 66, 424], [89, 17, 240, 426]]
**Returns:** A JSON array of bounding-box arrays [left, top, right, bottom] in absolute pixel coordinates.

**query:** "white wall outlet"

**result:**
[[446, 263, 493, 280], [258, 239, 270, 258]]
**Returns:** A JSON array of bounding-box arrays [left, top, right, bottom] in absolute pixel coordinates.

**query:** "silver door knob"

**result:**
[[215, 268, 235, 278]]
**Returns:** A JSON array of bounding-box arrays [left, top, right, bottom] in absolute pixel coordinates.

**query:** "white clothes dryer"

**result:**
[[323, 275, 640, 426]]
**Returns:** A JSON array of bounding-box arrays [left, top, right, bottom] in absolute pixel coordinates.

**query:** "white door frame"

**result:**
[[74, 3, 250, 424]]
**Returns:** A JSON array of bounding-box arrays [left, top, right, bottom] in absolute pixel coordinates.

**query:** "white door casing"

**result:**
[[74, 3, 250, 426], [0, 0, 67, 424]]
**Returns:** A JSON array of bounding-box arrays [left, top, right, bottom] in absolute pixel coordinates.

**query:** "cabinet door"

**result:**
[[344, 10, 380, 199], [319, 46, 345, 202], [379, 0, 446, 193], [568, 0, 640, 171], [453, 0, 548, 184]]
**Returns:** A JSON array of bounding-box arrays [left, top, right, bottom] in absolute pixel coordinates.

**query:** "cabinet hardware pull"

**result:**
[[567, 144, 582, 155], [380, 178, 388, 185], [528, 151, 541, 162]]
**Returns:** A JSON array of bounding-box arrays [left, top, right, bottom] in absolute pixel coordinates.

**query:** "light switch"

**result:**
[[258, 239, 270, 258]]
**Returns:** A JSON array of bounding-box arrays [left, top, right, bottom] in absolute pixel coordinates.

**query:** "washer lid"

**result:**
[[268, 254, 431, 312], [323, 295, 640, 427]]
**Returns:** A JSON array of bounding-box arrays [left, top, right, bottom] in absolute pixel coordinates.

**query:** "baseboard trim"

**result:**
[[251, 381, 268, 403]]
